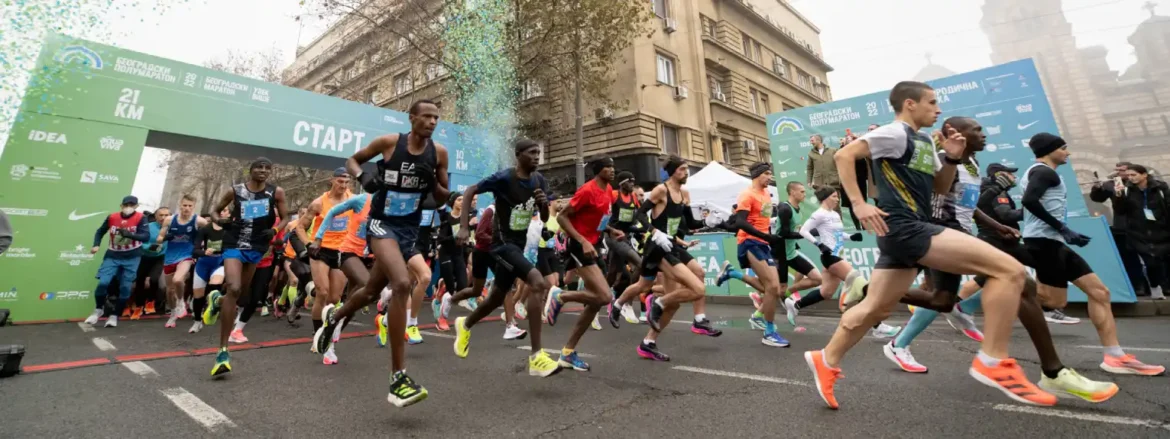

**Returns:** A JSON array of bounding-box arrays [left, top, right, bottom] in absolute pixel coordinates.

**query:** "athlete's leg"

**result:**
[[407, 255, 430, 327], [649, 260, 705, 332], [822, 267, 917, 366], [171, 260, 194, 309], [218, 258, 257, 348], [1068, 274, 1119, 347], [308, 257, 333, 329], [560, 263, 612, 353], [366, 237, 413, 372], [788, 269, 822, 295]]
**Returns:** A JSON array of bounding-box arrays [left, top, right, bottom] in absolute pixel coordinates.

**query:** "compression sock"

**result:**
[[192, 296, 207, 318], [764, 321, 776, 334], [894, 308, 938, 349], [795, 289, 824, 309], [956, 291, 983, 314], [694, 313, 706, 322], [726, 268, 744, 280]]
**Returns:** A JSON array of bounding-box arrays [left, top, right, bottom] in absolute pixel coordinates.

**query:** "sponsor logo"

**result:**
[[9, 165, 27, 179], [777, 144, 790, 152], [975, 110, 1002, 118], [1021, 139, 1031, 149], [454, 150, 469, 172], [40, 291, 91, 300], [1000, 158, 1016, 167], [0, 207, 48, 216], [69, 210, 106, 221], [11, 164, 63, 181], [0, 288, 16, 302], [1016, 104, 1033, 114], [986, 144, 997, 152], [1017, 121, 1039, 130], [778, 171, 790, 179], [770, 116, 805, 135], [28, 130, 68, 144], [99, 136, 124, 151], [776, 158, 792, 165], [59, 244, 95, 266], [437, 128, 448, 138], [384, 115, 405, 125], [996, 143, 1015, 151], [80, 171, 119, 183], [985, 125, 1002, 136], [4, 247, 35, 258], [54, 45, 104, 69]]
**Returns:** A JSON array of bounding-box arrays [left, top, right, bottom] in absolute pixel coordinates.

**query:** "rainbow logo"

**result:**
[[770, 116, 805, 135], [54, 45, 104, 70]]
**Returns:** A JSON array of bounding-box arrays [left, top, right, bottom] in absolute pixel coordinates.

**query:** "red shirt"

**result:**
[[569, 180, 614, 245], [474, 207, 495, 252]]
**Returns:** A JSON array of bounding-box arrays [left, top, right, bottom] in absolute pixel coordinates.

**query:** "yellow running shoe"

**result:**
[[375, 313, 388, 347], [202, 290, 223, 326], [1039, 368, 1119, 403], [528, 350, 562, 377], [405, 325, 423, 345], [454, 317, 471, 358], [210, 348, 232, 377]]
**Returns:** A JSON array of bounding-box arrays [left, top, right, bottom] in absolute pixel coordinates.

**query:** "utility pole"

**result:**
[[573, 1, 585, 187]]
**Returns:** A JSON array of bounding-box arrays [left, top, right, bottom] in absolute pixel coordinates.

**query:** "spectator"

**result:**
[[1121, 165, 1169, 300], [805, 134, 839, 190], [1091, 162, 1149, 296]]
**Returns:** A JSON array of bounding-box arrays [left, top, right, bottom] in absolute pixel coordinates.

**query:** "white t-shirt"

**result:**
[[799, 208, 846, 257]]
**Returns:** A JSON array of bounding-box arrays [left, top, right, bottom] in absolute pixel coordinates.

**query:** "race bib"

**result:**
[[241, 198, 270, 220], [666, 217, 681, 236], [383, 191, 421, 217], [958, 183, 980, 209], [329, 216, 349, 231], [356, 222, 369, 240], [111, 228, 132, 246], [207, 240, 223, 251], [908, 140, 936, 175], [618, 208, 634, 223], [597, 213, 611, 231], [509, 206, 533, 231], [761, 203, 774, 218], [1145, 208, 1156, 221]]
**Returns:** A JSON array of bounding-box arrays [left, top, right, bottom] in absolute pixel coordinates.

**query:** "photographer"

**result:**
[[1090, 162, 1152, 296], [1103, 165, 1170, 299]]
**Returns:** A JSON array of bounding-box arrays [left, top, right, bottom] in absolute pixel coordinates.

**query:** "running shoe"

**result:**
[[436, 316, 450, 332], [749, 313, 767, 331], [202, 290, 223, 326], [440, 293, 452, 319], [871, 323, 900, 340], [528, 351, 561, 377], [621, 303, 639, 324], [637, 342, 670, 361], [105, 315, 118, 328], [261, 306, 270, 317], [165, 315, 178, 328], [762, 331, 789, 347], [805, 350, 842, 409], [968, 357, 1056, 406], [1044, 309, 1080, 325], [454, 317, 471, 358], [646, 295, 664, 332], [188, 321, 204, 334], [749, 291, 763, 310], [882, 342, 927, 373], [375, 313, 388, 347], [783, 296, 799, 327], [638, 314, 648, 324], [312, 304, 337, 354], [691, 318, 722, 337], [607, 299, 622, 329], [387, 371, 428, 408], [515, 302, 527, 320], [323, 347, 338, 365], [840, 276, 867, 311], [544, 287, 565, 326], [406, 325, 423, 345], [121, 306, 132, 318], [211, 348, 231, 377], [144, 300, 157, 315], [591, 314, 602, 331], [715, 260, 734, 287], [173, 301, 188, 319], [431, 297, 442, 321], [229, 329, 248, 344], [943, 305, 983, 342], [503, 324, 527, 340], [460, 297, 478, 312], [1038, 368, 1119, 403], [558, 351, 590, 372], [1100, 354, 1166, 376]]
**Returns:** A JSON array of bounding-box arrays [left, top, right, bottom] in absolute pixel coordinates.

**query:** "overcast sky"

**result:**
[[1, 0, 1163, 209]]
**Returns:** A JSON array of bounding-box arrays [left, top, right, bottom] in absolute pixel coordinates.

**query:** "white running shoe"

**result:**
[[638, 314, 648, 324], [188, 321, 204, 334], [883, 342, 928, 373], [503, 324, 527, 340], [104, 315, 118, 328], [783, 296, 799, 326], [943, 305, 983, 342], [591, 314, 602, 330], [173, 301, 188, 320], [83, 309, 103, 325], [871, 322, 900, 339], [459, 299, 475, 312], [165, 315, 179, 328], [323, 347, 338, 365], [515, 302, 527, 320], [620, 303, 639, 324], [1044, 310, 1080, 325], [440, 292, 452, 319]]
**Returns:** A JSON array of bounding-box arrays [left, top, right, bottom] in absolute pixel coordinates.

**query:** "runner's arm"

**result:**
[[933, 152, 958, 195], [347, 134, 394, 176], [432, 144, 451, 205], [93, 216, 111, 247], [273, 187, 290, 233], [556, 190, 589, 245], [155, 215, 173, 243], [209, 189, 234, 224], [315, 194, 365, 241], [1020, 166, 1065, 230], [798, 213, 823, 246], [537, 177, 551, 223], [633, 185, 664, 232], [125, 216, 151, 242], [298, 198, 321, 245], [834, 138, 871, 206]]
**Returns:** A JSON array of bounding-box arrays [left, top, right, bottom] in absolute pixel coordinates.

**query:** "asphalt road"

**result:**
[[2, 303, 1169, 438]]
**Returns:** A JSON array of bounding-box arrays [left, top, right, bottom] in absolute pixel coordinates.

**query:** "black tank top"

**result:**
[[492, 169, 545, 247], [611, 191, 641, 233], [224, 182, 278, 251], [651, 184, 686, 237], [370, 133, 438, 226]]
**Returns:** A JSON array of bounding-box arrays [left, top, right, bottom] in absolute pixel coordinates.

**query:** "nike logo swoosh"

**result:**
[[69, 210, 105, 221], [777, 159, 791, 165], [1018, 121, 1039, 130]]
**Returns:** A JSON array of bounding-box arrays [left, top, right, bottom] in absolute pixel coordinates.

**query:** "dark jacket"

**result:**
[[976, 176, 1022, 244], [1093, 179, 1170, 256], [1090, 180, 1130, 232]]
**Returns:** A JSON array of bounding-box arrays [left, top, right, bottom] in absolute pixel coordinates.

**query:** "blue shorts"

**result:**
[[194, 255, 224, 283], [163, 243, 195, 266], [366, 218, 420, 261], [223, 249, 264, 265], [737, 240, 775, 270]]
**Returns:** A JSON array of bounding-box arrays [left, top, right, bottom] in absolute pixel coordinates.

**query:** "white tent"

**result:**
[[686, 162, 779, 225]]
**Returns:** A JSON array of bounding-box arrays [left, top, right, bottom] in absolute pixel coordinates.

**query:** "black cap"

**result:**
[[122, 195, 139, 205], [1029, 133, 1066, 158], [986, 163, 1018, 176], [333, 167, 349, 177]]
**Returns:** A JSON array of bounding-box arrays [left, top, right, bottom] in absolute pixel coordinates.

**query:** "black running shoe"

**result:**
[[691, 318, 722, 337], [312, 304, 336, 354], [387, 371, 428, 408], [647, 296, 664, 333], [636, 342, 670, 361], [607, 299, 621, 329]]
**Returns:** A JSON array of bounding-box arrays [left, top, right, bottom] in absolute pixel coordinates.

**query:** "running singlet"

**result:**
[[799, 208, 846, 257], [223, 182, 278, 252], [931, 153, 982, 234], [369, 133, 437, 227], [862, 121, 940, 224], [734, 187, 773, 244], [475, 169, 548, 247], [610, 190, 641, 233], [651, 185, 686, 238], [316, 194, 374, 257], [165, 214, 199, 262], [777, 201, 805, 260], [309, 191, 354, 250], [1020, 163, 1067, 242], [198, 224, 225, 254], [569, 181, 614, 245]]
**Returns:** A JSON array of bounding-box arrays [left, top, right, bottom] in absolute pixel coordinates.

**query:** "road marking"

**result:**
[[1074, 345, 1170, 353], [121, 361, 159, 377], [160, 388, 236, 431], [420, 330, 455, 339], [991, 404, 1170, 431], [77, 322, 95, 332], [672, 366, 810, 387], [517, 346, 595, 358], [91, 337, 116, 351]]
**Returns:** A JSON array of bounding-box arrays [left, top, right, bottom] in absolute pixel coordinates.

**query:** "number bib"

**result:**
[[207, 240, 223, 251], [908, 139, 936, 175], [329, 216, 349, 232], [112, 228, 132, 246], [597, 213, 611, 231], [509, 206, 533, 231], [666, 217, 681, 236], [761, 203, 774, 218], [618, 208, 635, 223], [240, 199, 270, 220], [958, 183, 980, 209], [383, 191, 421, 217], [356, 222, 369, 240]]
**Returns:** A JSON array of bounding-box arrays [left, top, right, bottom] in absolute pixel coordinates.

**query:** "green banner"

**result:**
[[0, 113, 147, 321]]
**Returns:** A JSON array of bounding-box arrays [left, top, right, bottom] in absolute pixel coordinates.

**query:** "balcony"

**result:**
[[700, 33, 826, 103]]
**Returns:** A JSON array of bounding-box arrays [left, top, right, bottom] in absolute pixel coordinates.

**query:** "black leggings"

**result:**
[[238, 264, 276, 323], [133, 255, 165, 307], [438, 243, 469, 293]]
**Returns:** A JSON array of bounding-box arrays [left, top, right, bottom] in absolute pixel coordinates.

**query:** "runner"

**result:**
[[318, 99, 450, 407], [805, 81, 1056, 409], [453, 138, 560, 378], [190, 206, 229, 334], [1018, 132, 1165, 376], [881, 117, 1119, 402], [231, 228, 282, 343], [134, 207, 168, 320], [433, 192, 468, 331], [156, 195, 208, 328], [726, 162, 792, 346], [444, 203, 494, 320], [604, 172, 644, 328], [84, 195, 151, 328], [277, 207, 311, 322], [405, 196, 439, 344], [204, 157, 289, 377], [312, 192, 380, 349], [303, 168, 353, 360]]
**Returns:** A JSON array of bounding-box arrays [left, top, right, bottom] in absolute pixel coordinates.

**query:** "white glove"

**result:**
[[651, 229, 673, 251]]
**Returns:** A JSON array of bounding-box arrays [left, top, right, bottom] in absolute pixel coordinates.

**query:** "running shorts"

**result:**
[[875, 219, 946, 269], [367, 218, 419, 261], [1023, 237, 1093, 287], [564, 239, 599, 270], [471, 249, 494, 279], [194, 265, 226, 290], [489, 243, 535, 289], [536, 247, 563, 278], [779, 252, 816, 277], [639, 240, 694, 280], [340, 251, 375, 269], [163, 258, 194, 275], [737, 239, 775, 270], [311, 247, 343, 270]]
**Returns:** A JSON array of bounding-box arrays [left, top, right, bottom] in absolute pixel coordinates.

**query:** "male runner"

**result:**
[[84, 195, 151, 328], [190, 206, 229, 333], [133, 207, 168, 319], [156, 195, 208, 327], [204, 158, 289, 376], [604, 171, 644, 328], [232, 229, 281, 343], [1019, 132, 1164, 376], [313, 192, 380, 349], [727, 162, 791, 346], [303, 168, 354, 356], [545, 157, 621, 371], [444, 203, 494, 319], [433, 192, 469, 331], [805, 81, 1055, 409], [453, 139, 560, 378], [319, 99, 449, 407]]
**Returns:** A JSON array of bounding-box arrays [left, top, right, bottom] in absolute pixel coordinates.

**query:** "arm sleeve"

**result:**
[[315, 194, 365, 240], [978, 178, 1008, 210], [799, 212, 821, 245], [1021, 167, 1065, 231], [193, 227, 206, 255], [474, 172, 505, 196], [776, 204, 803, 239], [682, 206, 704, 231], [995, 204, 1023, 223], [93, 216, 110, 247], [634, 200, 655, 231]]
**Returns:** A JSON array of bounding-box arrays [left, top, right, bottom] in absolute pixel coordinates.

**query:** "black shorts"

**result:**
[[639, 240, 694, 279], [1024, 237, 1093, 287], [779, 252, 817, 277], [820, 253, 844, 268], [536, 247, 563, 277], [340, 252, 375, 269], [367, 218, 419, 261], [489, 243, 536, 289], [311, 248, 343, 270], [471, 248, 494, 279], [875, 218, 946, 269], [565, 239, 599, 270]]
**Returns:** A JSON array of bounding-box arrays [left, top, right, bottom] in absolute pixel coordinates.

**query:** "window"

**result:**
[[653, 0, 668, 18], [661, 125, 679, 156], [522, 80, 543, 100], [394, 73, 413, 96], [708, 75, 723, 100], [656, 53, 676, 86], [749, 88, 760, 114], [425, 64, 447, 81], [797, 71, 810, 89], [721, 139, 731, 164], [741, 34, 760, 62], [759, 93, 770, 115], [365, 87, 377, 104], [700, 15, 715, 37]]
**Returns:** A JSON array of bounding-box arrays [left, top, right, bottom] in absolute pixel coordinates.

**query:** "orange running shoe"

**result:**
[[969, 357, 1057, 406], [1101, 354, 1166, 376], [144, 300, 157, 315], [121, 306, 132, 318], [437, 316, 450, 331], [804, 350, 842, 409], [130, 306, 143, 320]]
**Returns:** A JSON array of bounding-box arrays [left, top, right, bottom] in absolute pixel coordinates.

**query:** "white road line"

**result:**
[[77, 322, 95, 333], [517, 346, 596, 358], [91, 337, 117, 351], [420, 330, 455, 339], [121, 361, 159, 377], [1073, 345, 1170, 353], [672, 366, 810, 387], [160, 388, 236, 431], [991, 404, 1170, 431]]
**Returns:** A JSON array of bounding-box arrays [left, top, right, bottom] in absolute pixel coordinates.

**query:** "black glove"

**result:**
[[1059, 226, 1091, 247], [849, 232, 863, 242], [147, 244, 161, 252], [307, 241, 321, 258], [767, 235, 785, 247], [115, 229, 131, 237], [992, 173, 1016, 192], [817, 243, 832, 255], [541, 228, 555, 241], [358, 171, 382, 194]]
